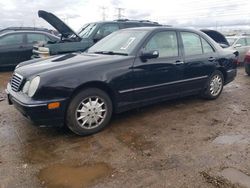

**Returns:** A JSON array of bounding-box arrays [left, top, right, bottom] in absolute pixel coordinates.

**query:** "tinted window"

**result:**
[[27, 33, 49, 43], [96, 24, 119, 37], [236, 38, 246, 46], [181, 32, 202, 56], [201, 38, 214, 53], [123, 23, 139, 28], [145, 31, 178, 58], [0, 34, 23, 46]]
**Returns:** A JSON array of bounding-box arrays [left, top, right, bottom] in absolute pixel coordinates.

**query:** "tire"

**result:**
[[245, 63, 250, 76], [66, 88, 113, 136], [201, 70, 224, 100]]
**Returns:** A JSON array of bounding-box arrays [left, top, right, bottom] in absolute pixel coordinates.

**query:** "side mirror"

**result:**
[[234, 43, 242, 48], [140, 50, 159, 61], [93, 34, 103, 43]]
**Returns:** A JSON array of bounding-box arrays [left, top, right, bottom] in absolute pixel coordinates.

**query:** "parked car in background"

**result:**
[[226, 36, 250, 64], [6, 27, 238, 135], [0, 27, 56, 35], [32, 10, 161, 58], [244, 50, 250, 75], [0, 30, 59, 68], [201, 29, 230, 48]]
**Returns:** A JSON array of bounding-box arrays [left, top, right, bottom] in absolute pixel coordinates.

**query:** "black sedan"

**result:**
[[6, 27, 238, 135], [0, 30, 59, 69]]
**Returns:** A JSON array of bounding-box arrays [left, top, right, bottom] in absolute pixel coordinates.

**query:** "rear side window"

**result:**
[[0, 34, 23, 46], [27, 33, 49, 43], [181, 32, 202, 56], [201, 38, 214, 53], [96, 24, 119, 37], [123, 23, 140, 28], [145, 31, 178, 58]]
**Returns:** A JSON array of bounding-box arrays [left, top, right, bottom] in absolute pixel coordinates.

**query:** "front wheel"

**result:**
[[245, 63, 250, 76], [66, 88, 113, 136], [201, 70, 224, 100]]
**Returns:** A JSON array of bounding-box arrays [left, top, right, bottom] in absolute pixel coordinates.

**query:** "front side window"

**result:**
[[236, 38, 246, 46], [27, 34, 49, 43], [96, 24, 119, 38], [145, 31, 178, 58], [0, 34, 23, 46], [181, 32, 203, 56]]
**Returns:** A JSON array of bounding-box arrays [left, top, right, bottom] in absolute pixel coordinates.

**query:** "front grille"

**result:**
[[11, 73, 24, 92]]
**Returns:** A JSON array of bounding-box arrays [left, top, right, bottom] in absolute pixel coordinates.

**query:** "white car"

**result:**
[[226, 36, 250, 64]]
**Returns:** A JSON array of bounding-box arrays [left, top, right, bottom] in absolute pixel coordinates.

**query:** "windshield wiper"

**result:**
[[94, 51, 128, 56]]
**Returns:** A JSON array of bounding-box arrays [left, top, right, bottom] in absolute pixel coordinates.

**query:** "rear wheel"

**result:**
[[245, 63, 250, 76], [201, 70, 224, 100], [66, 88, 113, 136]]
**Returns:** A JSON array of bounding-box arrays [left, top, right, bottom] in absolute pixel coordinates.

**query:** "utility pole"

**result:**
[[100, 6, 107, 21], [115, 8, 124, 19]]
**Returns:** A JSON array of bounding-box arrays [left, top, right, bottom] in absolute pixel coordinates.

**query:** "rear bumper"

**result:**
[[225, 69, 237, 85], [6, 83, 67, 126]]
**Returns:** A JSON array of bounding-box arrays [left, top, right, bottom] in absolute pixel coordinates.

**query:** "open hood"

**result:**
[[38, 10, 80, 39], [201, 29, 229, 48]]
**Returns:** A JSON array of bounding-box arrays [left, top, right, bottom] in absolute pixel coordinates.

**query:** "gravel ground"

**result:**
[[0, 68, 250, 188]]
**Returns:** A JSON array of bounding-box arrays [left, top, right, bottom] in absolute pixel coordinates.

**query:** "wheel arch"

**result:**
[[68, 81, 117, 112], [217, 67, 227, 84]]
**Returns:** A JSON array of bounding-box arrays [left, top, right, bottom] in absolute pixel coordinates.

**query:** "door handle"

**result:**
[[208, 57, 216, 62], [175, 60, 184, 65]]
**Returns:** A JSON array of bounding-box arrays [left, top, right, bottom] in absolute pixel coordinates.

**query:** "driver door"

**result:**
[[132, 30, 185, 102]]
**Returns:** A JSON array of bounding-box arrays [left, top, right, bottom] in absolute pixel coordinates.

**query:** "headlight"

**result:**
[[27, 76, 40, 97], [22, 81, 30, 94]]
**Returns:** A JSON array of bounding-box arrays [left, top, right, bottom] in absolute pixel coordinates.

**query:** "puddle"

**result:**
[[38, 162, 112, 188], [116, 130, 153, 151], [213, 134, 249, 145], [221, 168, 250, 188]]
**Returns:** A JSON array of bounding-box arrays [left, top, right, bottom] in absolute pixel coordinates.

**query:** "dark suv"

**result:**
[[32, 10, 161, 58]]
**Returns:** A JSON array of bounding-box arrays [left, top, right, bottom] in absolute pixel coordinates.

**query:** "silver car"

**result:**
[[226, 36, 250, 64]]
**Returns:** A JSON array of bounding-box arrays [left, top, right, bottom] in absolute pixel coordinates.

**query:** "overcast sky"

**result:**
[[1, 0, 250, 31]]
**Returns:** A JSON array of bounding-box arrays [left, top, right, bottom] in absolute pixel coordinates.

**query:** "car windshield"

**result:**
[[226, 37, 237, 46], [78, 23, 97, 38], [88, 30, 148, 55]]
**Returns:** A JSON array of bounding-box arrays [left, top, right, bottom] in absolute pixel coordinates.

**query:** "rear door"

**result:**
[[0, 33, 26, 68], [179, 31, 216, 95], [132, 30, 185, 102]]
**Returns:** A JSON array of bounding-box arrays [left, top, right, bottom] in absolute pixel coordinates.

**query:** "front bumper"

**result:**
[[6, 83, 67, 126]]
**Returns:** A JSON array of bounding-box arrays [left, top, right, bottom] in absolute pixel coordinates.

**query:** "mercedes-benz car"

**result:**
[[6, 27, 238, 136]]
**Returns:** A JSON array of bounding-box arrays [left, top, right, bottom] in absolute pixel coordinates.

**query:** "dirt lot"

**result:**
[[0, 68, 250, 188]]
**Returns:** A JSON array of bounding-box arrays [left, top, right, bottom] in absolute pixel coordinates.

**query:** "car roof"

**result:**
[[89, 20, 161, 25], [0, 30, 59, 37]]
